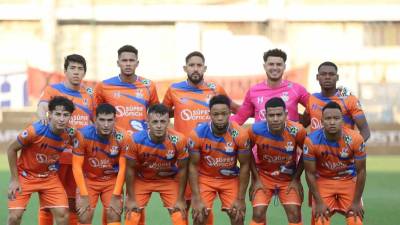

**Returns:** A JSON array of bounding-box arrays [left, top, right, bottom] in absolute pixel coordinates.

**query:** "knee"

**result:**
[[286, 206, 301, 223], [106, 209, 120, 222], [8, 211, 23, 224], [252, 206, 266, 223]]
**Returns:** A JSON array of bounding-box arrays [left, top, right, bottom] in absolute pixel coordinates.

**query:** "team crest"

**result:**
[[288, 126, 299, 136], [225, 142, 234, 153], [141, 79, 151, 86], [67, 128, 75, 136], [166, 150, 175, 159], [340, 147, 349, 158], [344, 135, 352, 145], [281, 92, 289, 102], [115, 132, 124, 142], [21, 130, 28, 138], [110, 146, 119, 156], [136, 89, 144, 99], [86, 87, 93, 95], [230, 129, 239, 138], [169, 135, 179, 144], [285, 141, 294, 152], [206, 82, 216, 90]]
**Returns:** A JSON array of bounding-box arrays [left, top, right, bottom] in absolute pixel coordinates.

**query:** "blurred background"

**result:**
[[1, 0, 400, 153]]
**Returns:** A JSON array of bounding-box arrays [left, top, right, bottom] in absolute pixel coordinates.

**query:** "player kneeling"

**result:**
[[7, 96, 77, 225], [72, 103, 130, 225], [124, 104, 188, 225]]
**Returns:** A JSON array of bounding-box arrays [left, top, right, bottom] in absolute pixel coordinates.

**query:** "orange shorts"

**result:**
[[8, 174, 68, 210], [312, 177, 359, 213], [76, 177, 119, 209], [58, 164, 77, 198], [134, 178, 179, 209], [252, 173, 301, 207], [198, 175, 238, 210]]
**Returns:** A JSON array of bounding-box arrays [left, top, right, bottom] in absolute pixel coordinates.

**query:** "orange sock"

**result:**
[[314, 217, 331, 225], [206, 211, 214, 225], [346, 216, 362, 225], [289, 223, 303, 225], [125, 212, 141, 225], [138, 210, 145, 225], [171, 211, 186, 225], [102, 208, 107, 225], [39, 210, 53, 225], [69, 212, 78, 225], [107, 223, 121, 225], [250, 220, 265, 225]]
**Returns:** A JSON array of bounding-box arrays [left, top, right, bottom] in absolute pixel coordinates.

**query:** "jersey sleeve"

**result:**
[[303, 137, 316, 161], [176, 135, 189, 160], [148, 82, 160, 105], [348, 96, 366, 120], [72, 131, 85, 156], [188, 130, 201, 154], [352, 134, 366, 161], [295, 125, 307, 149], [216, 84, 228, 96], [235, 128, 251, 153], [162, 87, 174, 108], [38, 86, 55, 103], [93, 82, 105, 108], [230, 89, 254, 125], [17, 125, 36, 146], [297, 84, 310, 108]]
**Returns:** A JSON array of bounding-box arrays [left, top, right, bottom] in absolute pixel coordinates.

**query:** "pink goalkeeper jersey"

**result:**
[[231, 80, 309, 124]]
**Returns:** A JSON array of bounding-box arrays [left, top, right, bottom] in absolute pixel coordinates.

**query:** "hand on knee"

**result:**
[[106, 208, 121, 223]]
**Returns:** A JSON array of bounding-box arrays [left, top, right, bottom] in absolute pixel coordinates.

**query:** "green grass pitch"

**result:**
[[0, 154, 399, 225]]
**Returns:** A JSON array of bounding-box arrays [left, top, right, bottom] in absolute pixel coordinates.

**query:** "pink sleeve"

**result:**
[[296, 84, 310, 108], [230, 89, 254, 125]]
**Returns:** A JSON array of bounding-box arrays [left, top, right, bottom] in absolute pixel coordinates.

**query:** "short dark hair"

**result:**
[[265, 97, 286, 111], [322, 101, 342, 113], [318, 61, 338, 73], [209, 95, 231, 109], [118, 45, 138, 57], [263, 48, 287, 62], [48, 96, 75, 113], [64, 54, 87, 72], [185, 51, 205, 64], [148, 104, 170, 116], [96, 103, 116, 117]]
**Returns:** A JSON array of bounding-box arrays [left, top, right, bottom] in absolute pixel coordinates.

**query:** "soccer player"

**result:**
[[7, 96, 77, 225], [303, 101, 366, 225], [37, 54, 94, 225], [231, 49, 309, 125], [72, 103, 130, 225], [248, 98, 306, 225], [303, 61, 370, 141], [163, 51, 238, 134], [163, 51, 238, 225], [94, 45, 159, 135], [124, 104, 188, 225], [189, 95, 251, 225]]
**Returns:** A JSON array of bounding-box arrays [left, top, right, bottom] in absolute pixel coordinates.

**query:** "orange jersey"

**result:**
[[125, 128, 188, 180], [303, 127, 366, 180], [188, 122, 250, 179], [39, 83, 94, 128], [73, 125, 131, 180], [162, 81, 228, 134], [16, 121, 77, 178], [94, 75, 159, 134], [248, 120, 306, 181], [306, 91, 366, 132]]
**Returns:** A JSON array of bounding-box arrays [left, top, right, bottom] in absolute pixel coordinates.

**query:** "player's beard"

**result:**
[[187, 72, 203, 85]]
